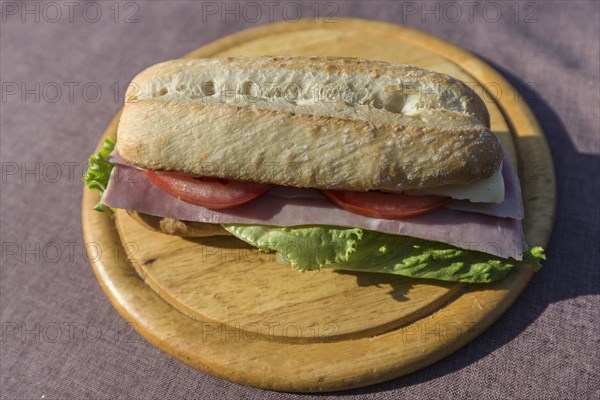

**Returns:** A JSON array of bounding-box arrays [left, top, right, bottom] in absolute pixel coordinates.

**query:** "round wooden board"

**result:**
[[82, 19, 555, 392]]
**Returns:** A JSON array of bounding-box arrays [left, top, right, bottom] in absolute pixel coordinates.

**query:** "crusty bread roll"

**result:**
[[116, 56, 501, 192]]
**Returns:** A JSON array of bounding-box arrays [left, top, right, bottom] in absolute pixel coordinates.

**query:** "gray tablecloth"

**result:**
[[1, 1, 598, 399]]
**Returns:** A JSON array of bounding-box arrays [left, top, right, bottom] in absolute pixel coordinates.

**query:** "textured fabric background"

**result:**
[[1, 1, 598, 399]]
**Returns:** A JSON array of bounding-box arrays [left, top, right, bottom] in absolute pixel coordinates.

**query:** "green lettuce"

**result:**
[[223, 224, 545, 283], [224, 225, 364, 269], [83, 138, 115, 213]]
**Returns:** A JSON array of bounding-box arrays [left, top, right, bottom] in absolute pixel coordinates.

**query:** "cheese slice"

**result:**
[[407, 162, 505, 203]]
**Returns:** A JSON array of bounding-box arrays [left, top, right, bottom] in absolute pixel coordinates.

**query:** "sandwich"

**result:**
[[84, 56, 544, 283]]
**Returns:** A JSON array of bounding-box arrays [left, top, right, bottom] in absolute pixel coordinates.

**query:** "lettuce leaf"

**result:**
[[223, 225, 363, 270], [223, 224, 545, 283], [83, 138, 115, 213]]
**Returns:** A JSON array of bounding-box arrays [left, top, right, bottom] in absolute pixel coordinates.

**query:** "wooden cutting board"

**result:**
[[81, 18, 555, 392]]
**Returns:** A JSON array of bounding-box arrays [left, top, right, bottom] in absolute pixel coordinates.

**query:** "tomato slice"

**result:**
[[321, 190, 451, 219], [144, 171, 273, 209]]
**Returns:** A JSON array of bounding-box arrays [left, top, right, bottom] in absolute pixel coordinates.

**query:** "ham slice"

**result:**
[[108, 149, 524, 220], [102, 162, 524, 260]]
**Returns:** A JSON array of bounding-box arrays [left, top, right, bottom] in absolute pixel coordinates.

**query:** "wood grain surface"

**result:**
[[81, 18, 555, 392]]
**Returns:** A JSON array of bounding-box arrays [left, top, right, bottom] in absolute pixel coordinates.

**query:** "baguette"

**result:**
[[116, 56, 501, 191]]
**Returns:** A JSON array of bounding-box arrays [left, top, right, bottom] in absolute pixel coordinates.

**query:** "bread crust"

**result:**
[[116, 56, 501, 191]]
